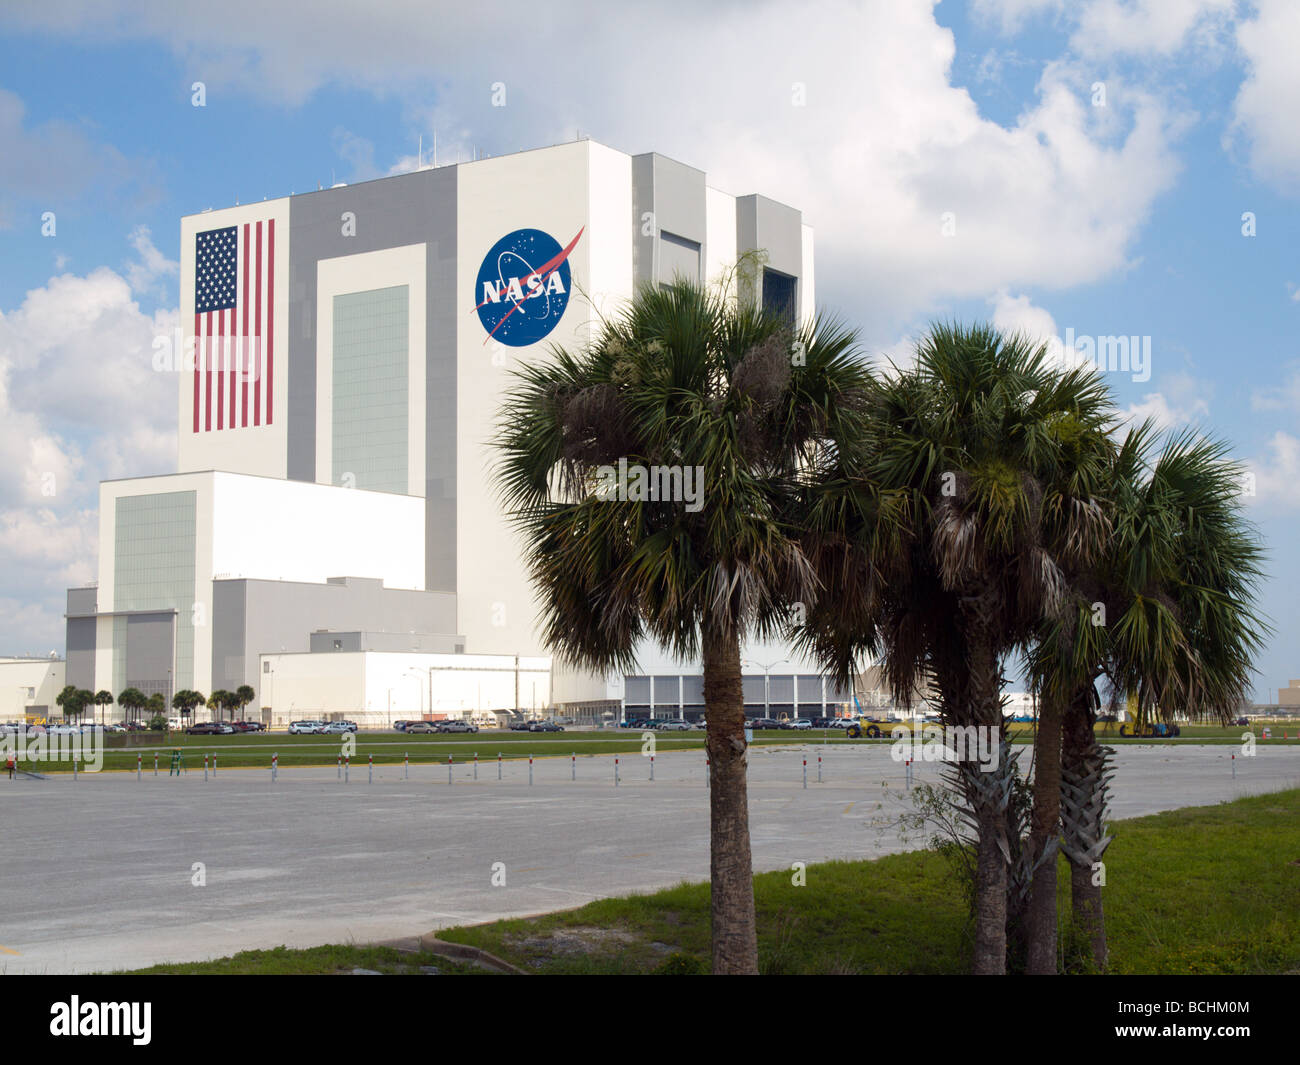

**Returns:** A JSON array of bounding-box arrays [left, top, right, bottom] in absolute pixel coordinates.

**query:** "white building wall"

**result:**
[[455, 141, 634, 661], [705, 185, 738, 292], [260, 650, 551, 725], [801, 223, 816, 328], [0, 659, 66, 719], [177, 198, 292, 479], [209, 473, 424, 589]]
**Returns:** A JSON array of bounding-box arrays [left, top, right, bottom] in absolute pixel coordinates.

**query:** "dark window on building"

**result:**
[[762, 268, 797, 327]]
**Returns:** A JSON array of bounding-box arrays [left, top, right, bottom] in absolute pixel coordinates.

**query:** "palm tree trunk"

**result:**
[[960, 613, 1008, 975], [1024, 688, 1064, 974], [1061, 685, 1111, 971], [702, 621, 758, 975]]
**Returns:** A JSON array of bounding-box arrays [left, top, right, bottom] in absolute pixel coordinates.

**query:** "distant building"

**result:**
[[0, 655, 65, 721]]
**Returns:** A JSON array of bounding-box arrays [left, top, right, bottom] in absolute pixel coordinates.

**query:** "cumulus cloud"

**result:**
[[1247, 430, 1300, 511], [1230, 0, 1300, 192], [0, 0, 1189, 340], [0, 250, 177, 654]]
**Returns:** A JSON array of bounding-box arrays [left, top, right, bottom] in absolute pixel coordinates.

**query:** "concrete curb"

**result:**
[[415, 934, 528, 975]]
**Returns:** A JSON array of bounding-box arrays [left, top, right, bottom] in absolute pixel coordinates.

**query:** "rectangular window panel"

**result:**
[[332, 285, 409, 494]]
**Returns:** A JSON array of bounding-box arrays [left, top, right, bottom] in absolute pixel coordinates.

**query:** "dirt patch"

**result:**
[[509, 926, 638, 958]]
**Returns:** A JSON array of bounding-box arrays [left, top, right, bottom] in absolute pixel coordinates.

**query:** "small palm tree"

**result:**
[[1033, 425, 1269, 970], [798, 322, 1115, 974], [496, 276, 868, 973], [94, 690, 114, 727], [236, 685, 256, 720]]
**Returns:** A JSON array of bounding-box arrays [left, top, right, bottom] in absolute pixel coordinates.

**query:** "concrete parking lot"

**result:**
[[2, 741, 1297, 974]]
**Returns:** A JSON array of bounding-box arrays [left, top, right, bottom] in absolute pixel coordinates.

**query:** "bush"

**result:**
[[653, 952, 704, 975], [147, 713, 167, 731]]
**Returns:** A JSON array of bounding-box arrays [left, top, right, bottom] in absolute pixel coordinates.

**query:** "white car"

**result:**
[[289, 720, 324, 734], [788, 719, 813, 730]]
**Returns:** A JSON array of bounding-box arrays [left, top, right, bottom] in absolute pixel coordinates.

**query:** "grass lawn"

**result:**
[[123, 788, 1300, 975], [123, 944, 487, 976]]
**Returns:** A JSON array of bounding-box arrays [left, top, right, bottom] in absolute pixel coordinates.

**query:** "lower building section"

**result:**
[[259, 650, 551, 728]]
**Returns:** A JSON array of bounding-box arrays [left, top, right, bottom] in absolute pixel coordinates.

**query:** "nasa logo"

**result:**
[[474, 227, 583, 347]]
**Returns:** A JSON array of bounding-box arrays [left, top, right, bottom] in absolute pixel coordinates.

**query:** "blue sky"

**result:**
[[0, 0, 1296, 699]]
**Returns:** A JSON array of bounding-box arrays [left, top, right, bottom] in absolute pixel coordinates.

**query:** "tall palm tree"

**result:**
[[798, 322, 1115, 974], [1038, 425, 1269, 970], [94, 690, 114, 727], [495, 277, 867, 974]]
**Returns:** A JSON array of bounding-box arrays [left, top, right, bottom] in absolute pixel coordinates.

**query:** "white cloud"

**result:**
[[124, 225, 179, 298], [0, 252, 176, 654], [1251, 365, 1300, 413], [1247, 430, 1300, 510], [0, 1, 1189, 339], [1231, 0, 1300, 191], [1121, 389, 1210, 431], [1070, 0, 1235, 59]]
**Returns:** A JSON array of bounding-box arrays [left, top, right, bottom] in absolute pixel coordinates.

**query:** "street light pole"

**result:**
[[742, 657, 790, 720]]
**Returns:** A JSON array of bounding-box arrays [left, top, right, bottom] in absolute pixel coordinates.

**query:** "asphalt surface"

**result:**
[[2, 741, 1297, 974]]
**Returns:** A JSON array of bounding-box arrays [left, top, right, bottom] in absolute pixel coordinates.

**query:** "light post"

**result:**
[[404, 669, 427, 717], [742, 657, 790, 720]]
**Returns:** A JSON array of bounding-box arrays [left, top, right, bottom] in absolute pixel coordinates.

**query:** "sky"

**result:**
[[0, 0, 1295, 699]]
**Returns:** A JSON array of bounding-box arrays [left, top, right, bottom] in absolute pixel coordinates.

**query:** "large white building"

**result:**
[[64, 138, 835, 724]]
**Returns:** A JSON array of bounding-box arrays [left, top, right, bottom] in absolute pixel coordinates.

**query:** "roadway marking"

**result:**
[[0, 945, 20, 955], [843, 802, 857, 815]]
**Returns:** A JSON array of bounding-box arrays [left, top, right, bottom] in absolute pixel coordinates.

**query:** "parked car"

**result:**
[[658, 720, 692, 731], [786, 719, 813, 730], [509, 720, 534, 731], [186, 722, 222, 735], [529, 721, 564, 732], [437, 720, 478, 733], [748, 718, 780, 730], [1234, 716, 1250, 727], [405, 721, 437, 734], [320, 722, 355, 734], [392, 720, 411, 732], [288, 720, 324, 735]]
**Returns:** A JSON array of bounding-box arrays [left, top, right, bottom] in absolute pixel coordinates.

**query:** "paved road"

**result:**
[[2, 742, 1296, 974]]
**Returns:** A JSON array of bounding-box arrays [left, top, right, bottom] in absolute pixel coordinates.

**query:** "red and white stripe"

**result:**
[[193, 219, 275, 432]]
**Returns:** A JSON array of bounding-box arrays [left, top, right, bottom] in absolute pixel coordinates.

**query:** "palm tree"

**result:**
[[798, 322, 1115, 974], [117, 687, 147, 725], [236, 685, 256, 721], [207, 690, 230, 722], [94, 690, 114, 727], [55, 685, 77, 721], [495, 276, 868, 974], [1035, 425, 1269, 970]]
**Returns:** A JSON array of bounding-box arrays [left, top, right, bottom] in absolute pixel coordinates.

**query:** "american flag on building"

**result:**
[[193, 220, 274, 431]]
